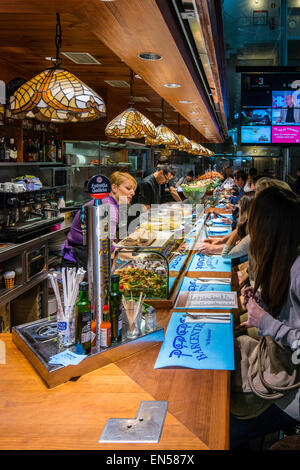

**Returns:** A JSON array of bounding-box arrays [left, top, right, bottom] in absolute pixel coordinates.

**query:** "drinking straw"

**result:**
[[51, 272, 65, 321]]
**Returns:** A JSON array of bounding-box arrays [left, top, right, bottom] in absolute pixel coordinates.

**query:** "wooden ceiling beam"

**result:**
[[72, 0, 222, 142], [0, 0, 222, 143]]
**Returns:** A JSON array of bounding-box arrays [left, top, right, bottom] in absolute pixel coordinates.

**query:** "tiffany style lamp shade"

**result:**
[[7, 68, 106, 122], [105, 108, 156, 139], [160, 148, 172, 157], [154, 124, 179, 146]]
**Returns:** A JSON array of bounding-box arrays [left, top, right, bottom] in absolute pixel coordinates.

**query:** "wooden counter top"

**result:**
[[0, 320, 230, 450], [0, 210, 232, 450]]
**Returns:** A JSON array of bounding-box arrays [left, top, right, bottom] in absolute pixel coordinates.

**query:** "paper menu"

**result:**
[[184, 291, 237, 309], [154, 311, 234, 371]]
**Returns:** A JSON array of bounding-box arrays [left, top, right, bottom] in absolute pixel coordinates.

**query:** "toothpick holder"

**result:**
[[126, 308, 142, 340]]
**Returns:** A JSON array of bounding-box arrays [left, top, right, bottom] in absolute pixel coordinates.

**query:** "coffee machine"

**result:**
[[0, 187, 65, 242]]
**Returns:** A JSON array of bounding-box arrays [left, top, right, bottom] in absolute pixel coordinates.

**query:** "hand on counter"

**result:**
[[220, 217, 232, 225], [196, 242, 224, 255], [203, 237, 226, 245]]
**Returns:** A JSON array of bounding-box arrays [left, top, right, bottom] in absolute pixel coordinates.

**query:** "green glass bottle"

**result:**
[[75, 281, 91, 355], [109, 274, 122, 343]]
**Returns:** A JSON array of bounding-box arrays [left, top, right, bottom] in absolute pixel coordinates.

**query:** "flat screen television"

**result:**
[[240, 73, 300, 145]]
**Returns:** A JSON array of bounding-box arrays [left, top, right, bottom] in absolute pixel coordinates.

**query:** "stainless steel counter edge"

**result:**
[[0, 221, 72, 262]]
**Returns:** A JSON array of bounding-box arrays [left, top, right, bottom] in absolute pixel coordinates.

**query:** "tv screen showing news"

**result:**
[[241, 73, 300, 144]]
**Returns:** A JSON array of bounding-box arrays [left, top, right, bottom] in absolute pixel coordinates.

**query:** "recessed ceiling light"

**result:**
[[138, 52, 162, 61], [135, 74, 142, 79], [164, 83, 181, 88], [179, 100, 192, 103], [189, 111, 198, 114]]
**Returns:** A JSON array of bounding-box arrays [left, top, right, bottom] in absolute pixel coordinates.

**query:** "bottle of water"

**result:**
[[57, 195, 65, 219]]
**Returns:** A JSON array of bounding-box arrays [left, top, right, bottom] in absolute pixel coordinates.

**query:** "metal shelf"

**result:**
[[0, 271, 48, 306], [0, 162, 65, 166]]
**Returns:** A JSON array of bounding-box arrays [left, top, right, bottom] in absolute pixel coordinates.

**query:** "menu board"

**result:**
[[188, 254, 231, 273], [179, 277, 231, 293], [154, 312, 234, 370]]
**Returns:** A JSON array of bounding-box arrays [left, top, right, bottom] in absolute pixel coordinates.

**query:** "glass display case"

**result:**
[[112, 203, 207, 301]]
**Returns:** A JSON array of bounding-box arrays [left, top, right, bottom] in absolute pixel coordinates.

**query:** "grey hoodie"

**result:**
[[258, 255, 300, 421]]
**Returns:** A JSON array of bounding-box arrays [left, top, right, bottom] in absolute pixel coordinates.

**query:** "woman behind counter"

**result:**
[[61, 171, 137, 268]]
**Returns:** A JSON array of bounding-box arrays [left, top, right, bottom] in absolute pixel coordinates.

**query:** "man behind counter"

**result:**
[[132, 164, 175, 209]]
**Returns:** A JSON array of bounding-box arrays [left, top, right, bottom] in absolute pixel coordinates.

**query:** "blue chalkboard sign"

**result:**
[[169, 277, 177, 290], [188, 254, 231, 273], [154, 312, 234, 370], [169, 254, 187, 272], [179, 276, 231, 293]]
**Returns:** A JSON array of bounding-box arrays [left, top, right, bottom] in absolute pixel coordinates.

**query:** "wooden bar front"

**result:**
[[0, 306, 230, 450]]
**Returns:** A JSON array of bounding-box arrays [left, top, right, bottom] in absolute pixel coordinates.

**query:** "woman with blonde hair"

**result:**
[[62, 171, 137, 268], [255, 177, 292, 194]]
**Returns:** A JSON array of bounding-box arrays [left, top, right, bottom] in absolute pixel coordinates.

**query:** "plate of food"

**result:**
[[118, 228, 156, 247]]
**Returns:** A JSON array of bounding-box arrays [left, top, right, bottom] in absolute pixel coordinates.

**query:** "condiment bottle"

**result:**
[[75, 281, 91, 355], [109, 274, 122, 342], [90, 305, 96, 347], [145, 306, 156, 333], [100, 305, 111, 348]]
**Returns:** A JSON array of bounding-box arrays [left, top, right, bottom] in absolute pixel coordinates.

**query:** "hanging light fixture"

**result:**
[[145, 136, 158, 146], [105, 70, 156, 139], [153, 99, 180, 146], [166, 114, 183, 150], [178, 134, 192, 151], [197, 143, 208, 155], [7, 14, 106, 123], [160, 148, 172, 157], [166, 114, 193, 151]]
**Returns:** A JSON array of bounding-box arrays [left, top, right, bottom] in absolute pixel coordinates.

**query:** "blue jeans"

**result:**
[[230, 404, 299, 449]]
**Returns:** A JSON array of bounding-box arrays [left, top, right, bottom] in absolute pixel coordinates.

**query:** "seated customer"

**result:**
[[228, 170, 247, 206], [222, 192, 255, 262], [198, 192, 255, 257], [244, 168, 257, 193], [230, 186, 300, 449], [61, 171, 137, 269], [221, 166, 235, 190]]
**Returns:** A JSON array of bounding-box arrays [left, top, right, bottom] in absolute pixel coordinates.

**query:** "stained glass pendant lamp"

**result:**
[[153, 99, 179, 146], [178, 134, 192, 151], [105, 70, 156, 139], [160, 148, 172, 157], [7, 14, 106, 123]]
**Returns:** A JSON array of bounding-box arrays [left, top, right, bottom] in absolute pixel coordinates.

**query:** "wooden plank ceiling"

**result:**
[[0, 0, 226, 143]]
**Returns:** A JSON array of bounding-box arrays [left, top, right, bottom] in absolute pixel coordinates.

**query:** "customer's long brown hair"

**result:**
[[237, 192, 255, 239], [248, 187, 300, 317]]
